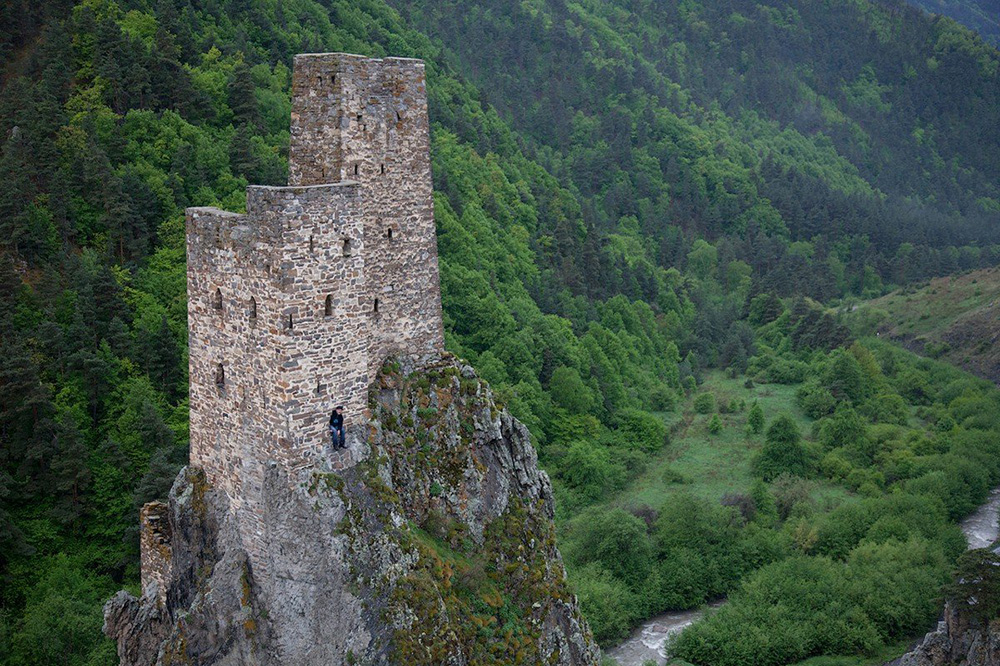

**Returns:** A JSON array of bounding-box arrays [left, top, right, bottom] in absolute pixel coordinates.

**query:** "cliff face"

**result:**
[[897, 602, 1000, 666], [103, 355, 599, 666]]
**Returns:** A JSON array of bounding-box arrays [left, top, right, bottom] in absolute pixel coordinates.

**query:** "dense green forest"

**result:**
[[1, 0, 999, 664]]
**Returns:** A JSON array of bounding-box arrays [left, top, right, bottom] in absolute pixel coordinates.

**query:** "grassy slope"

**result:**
[[606, 372, 850, 511], [579, 368, 942, 666], [853, 267, 1000, 384]]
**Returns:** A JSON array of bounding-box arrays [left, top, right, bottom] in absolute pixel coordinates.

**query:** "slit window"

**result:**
[[374, 298, 380, 314], [215, 363, 225, 391], [286, 313, 294, 331], [343, 238, 353, 257], [356, 113, 362, 123], [353, 163, 359, 176], [396, 110, 402, 122], [213, 288, 223, 311], [324, 295, 333, 317], [309, 234, 315, 251], [380, 163, 385, 174], [316, 380, 323, 396], [386, 228, 393, 240], [331, 74, 336, 84], [249, 297, 257, 324]]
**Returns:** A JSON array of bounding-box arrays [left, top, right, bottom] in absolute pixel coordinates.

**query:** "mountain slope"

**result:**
[[393, 0, 1000, 292], [3, 1, 1000, 665], [853, 266, 1000, 383], [906, 0, 1000, 45]]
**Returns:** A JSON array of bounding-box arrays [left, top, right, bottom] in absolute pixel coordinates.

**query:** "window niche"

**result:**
[[215, 363, 225, 391], [213, 288, 223, 311], [324, 295, 333, 317], [342, 238, 353, 257], [249, 297, 258, 326]]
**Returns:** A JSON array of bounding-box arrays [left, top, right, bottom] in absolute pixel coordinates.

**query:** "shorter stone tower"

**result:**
[[185, 53, 444, 566]]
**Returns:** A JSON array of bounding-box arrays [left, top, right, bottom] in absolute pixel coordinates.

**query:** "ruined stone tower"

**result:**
[[184, 53, 444, 563]]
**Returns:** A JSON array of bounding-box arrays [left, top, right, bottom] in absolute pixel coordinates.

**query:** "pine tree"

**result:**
[[747, 401, 765, 435]]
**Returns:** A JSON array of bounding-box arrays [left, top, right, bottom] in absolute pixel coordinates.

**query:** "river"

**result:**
[[606, 487, 1000, 666]]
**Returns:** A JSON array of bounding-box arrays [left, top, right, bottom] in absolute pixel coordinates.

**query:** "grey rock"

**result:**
[[104, 356, 600, 666]]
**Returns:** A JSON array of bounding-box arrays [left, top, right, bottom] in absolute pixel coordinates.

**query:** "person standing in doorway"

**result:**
[[329, 406, 345, 449]]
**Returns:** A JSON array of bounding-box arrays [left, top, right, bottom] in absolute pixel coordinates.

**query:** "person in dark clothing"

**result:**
[[329, 406, 345, 449]]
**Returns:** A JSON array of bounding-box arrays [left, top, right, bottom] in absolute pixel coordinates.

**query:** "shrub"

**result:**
[[797, 382, 837, 419], [693, 392, 716, 414], [753, 415, 809, 481], [614, 409, 668, 452], [560, 441, 627, 501], [721, 492, 756, 523], [747, 401, 765, 434], [708, 414, 723, 434], [571, 563, 635, 645]]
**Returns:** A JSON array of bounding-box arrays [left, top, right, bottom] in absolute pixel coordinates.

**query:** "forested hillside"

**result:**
[[906, 0, 1000, 45], [1, 1, 1000, 665], [393, 0, 1000, 298]]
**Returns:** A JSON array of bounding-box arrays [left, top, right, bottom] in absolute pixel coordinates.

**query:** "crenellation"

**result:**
[[183, 53, 443, 574]]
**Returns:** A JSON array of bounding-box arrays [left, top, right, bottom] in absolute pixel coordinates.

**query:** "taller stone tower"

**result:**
[[289, 54, 444, 372], [185, 53, 444, 567]]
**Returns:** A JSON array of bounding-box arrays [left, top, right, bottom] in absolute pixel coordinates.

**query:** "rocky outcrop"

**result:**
[[103, 355, 599, 666], [896, 602, 1000, 666]]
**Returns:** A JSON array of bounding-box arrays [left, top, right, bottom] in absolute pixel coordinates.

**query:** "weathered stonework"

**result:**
[[186, 53, 444, 568], [138, 502, 171, 605], [107, 51, 599, 666]]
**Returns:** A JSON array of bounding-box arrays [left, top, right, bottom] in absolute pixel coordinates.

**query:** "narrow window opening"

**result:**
[[286, 313, 294, 331], [324, 295, 333, 317], [215, 363, 225, 391], [316, 380, 323, 396], [309, 234, 315, 251], [356, 113, 362, 123], [213, 288, 223, 311], [374, 298, 380, 314], [330, 74, 336, 84], [386, 228, 393, 240], [380, 163, 385, 174], [343, 238, 353, 257], [249, 297, 257, 325], [353, 163, 359, 176], [396, 110, 402, 122]]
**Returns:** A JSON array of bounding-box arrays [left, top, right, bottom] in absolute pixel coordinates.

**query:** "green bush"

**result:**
[[693, 392, 716, 414], [708, 414, 723, 434], [753, 416, 809, 481]]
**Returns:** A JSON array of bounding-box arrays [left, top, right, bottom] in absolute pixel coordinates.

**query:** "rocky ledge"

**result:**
[[103, 355, 599, 666], [896, 602, 1000, 666]]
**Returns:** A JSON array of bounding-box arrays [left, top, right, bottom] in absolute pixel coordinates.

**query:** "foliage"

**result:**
[[753, 415, 809, 481], [2, 0, 1000, 663]]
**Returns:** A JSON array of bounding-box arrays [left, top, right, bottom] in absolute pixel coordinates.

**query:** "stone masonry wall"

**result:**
[[186, 183, 367, 566], [184, 52, 444, 576], [138, 502, 171, 604], [289, 53, 445, 379]]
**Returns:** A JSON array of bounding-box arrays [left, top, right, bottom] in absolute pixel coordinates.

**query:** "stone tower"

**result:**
[[184, 53, 444, 564]]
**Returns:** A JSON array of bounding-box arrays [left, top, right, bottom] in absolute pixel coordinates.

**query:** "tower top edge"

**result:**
[[293, 52, 425, 67]]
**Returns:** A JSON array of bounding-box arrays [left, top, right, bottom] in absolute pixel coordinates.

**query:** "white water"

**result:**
[[604, 601, 725, 666], [606, 487, 1000, 666], [960, 485, 1000, 550]]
